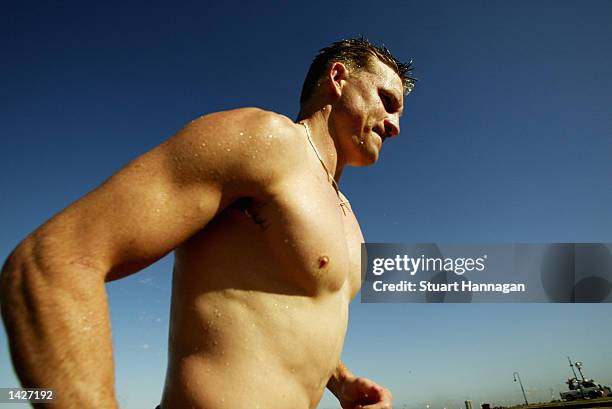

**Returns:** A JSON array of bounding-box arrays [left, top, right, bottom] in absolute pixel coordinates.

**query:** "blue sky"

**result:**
[[1, 1, 612, 408]]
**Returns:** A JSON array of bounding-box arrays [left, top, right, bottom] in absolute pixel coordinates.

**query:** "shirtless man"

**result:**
[[1, 38, 414, 409]]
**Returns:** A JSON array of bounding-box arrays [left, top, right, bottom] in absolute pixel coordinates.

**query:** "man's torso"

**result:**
[[159, 110, 363, 409]]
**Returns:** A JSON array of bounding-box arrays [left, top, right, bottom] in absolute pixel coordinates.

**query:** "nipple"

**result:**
[[318, 256, 329, 268]]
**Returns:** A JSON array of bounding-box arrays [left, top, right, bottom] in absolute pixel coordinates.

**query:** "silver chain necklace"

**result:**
[[301, 122, 351, 214]]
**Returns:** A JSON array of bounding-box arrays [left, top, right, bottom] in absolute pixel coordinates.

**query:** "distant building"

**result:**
[[465, 400, 473, 409]]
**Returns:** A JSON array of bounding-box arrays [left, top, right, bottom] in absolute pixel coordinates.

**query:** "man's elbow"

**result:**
[[1, 236, 103, 315], [1, 240, 30, 290], [0, 241, 34, 322]]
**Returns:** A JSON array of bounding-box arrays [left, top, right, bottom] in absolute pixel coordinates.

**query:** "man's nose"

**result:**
[[383, 116, 400, 137]]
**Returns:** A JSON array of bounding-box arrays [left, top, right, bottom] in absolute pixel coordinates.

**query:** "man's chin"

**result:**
[[352, 149, 380, 166], [368, 151, 380, 165]]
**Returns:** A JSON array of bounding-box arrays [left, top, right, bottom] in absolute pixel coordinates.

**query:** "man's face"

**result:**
[[333, 58, 404, 166]]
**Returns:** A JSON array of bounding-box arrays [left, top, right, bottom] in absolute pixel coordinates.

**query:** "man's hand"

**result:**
[[336, 375, 393, 409]]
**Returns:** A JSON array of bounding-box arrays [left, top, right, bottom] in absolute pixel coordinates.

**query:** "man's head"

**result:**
[[299, 37, 415, 107], [299, 37, 415, 165]]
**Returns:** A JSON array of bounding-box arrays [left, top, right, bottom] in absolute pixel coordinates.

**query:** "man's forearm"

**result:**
[[327, 360, 354, 399], [0, 242, 118, 409]]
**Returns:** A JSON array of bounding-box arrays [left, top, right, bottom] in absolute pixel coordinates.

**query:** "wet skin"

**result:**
[[160, 108, 364, 409], [0, 58, 404, 409], [161, 57, 405, 407]]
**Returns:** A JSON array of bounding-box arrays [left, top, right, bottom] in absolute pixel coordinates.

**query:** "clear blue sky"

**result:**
[[1, 1, 611, 408]]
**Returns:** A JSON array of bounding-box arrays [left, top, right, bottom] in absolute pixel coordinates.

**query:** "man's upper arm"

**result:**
[[20, 108, 291, 282]]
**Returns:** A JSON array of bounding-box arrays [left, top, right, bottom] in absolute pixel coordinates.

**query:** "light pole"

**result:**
[[513, 371, 529, 406]]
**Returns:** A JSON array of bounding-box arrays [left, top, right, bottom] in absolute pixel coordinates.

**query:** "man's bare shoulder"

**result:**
[[171, 107, 307, 190], [186, 107, 300, 147], [199, 106, 292, 124]]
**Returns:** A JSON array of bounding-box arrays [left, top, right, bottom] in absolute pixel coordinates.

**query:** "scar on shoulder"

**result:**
[[318, 256, 329, 268]]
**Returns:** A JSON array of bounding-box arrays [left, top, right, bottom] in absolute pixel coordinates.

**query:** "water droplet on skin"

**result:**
[[213, 340, 218, 346], [284, 238, 289, 243], [201, 142, 207, 147], [239, 132, 244, 136], [226, 148, 231, 152], [285, 305, 289, 309]]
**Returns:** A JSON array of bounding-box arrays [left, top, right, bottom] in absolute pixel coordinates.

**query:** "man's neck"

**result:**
[[298, 106, 345, 184]]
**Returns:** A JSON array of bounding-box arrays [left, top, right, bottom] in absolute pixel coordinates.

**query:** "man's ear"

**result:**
[[327, 62, 348, 98]]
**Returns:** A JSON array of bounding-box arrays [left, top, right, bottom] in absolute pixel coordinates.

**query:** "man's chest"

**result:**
[[231, 176, 363, 296]]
